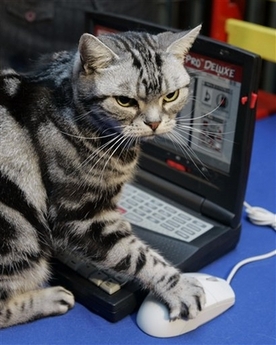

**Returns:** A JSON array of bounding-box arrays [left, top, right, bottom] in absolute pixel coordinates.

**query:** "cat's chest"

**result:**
[[45, 141, 139, 191]]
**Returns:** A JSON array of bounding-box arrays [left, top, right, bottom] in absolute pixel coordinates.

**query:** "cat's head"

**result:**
[[73, 26, 201, 143]]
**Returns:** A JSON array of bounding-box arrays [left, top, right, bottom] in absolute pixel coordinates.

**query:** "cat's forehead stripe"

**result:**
[[115, 33, 164, 98]]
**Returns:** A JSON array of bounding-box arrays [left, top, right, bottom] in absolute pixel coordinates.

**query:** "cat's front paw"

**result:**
[[161, 275, 206, 320], [44, 286, 75, 315]]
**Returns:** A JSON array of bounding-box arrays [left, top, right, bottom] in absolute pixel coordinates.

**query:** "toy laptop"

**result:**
[[84, 12, 261, 271]]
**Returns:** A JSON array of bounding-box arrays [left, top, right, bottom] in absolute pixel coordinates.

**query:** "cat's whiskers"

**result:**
[[78, 134, 122, 173], [172, 125, 209, 157], [98, 134, 134, 184], [177, 102, 222, 124], [166, 129, 208, 179], [59, 129, 118, 141], [176, 123, 235, 146], [85, 133, 128, 180]]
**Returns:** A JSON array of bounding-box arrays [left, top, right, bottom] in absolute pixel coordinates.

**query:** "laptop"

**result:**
[[84, 11, 261, 271], [52, 12, 261, 321]]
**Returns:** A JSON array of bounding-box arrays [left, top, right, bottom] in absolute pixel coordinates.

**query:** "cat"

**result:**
[[0, 25, 205, 328]]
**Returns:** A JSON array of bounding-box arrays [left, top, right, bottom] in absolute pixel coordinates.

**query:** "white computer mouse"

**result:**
[[136, 272, 235, 338]]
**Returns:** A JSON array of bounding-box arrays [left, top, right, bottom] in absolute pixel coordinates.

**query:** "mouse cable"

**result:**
[[226, 202, 276, 285], [226, 249, 276, 284], [243, 201, 276, 230]]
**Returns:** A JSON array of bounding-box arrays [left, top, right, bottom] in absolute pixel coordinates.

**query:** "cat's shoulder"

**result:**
[[0, 69, 22, 98], [32, 50, 76, 75]]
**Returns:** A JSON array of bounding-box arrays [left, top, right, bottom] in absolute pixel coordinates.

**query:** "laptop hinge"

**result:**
[[201, 199, 235, 227], [135, 169, 235, 227], [135, 169, 204, 213]]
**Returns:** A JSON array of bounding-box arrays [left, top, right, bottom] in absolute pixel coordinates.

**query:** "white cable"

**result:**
[[225, 202, 276, 284], [226, 249, 276, 284], [243, 201, 276, 230]]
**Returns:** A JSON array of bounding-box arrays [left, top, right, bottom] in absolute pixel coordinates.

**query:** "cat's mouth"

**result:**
[[140, 131, 168, 141]]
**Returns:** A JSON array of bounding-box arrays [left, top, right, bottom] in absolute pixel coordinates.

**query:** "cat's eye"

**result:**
[[163, 90, 179, 103], [115, 96, 137, 107]]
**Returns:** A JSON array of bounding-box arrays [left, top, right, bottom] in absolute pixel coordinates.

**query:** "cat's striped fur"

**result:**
[[0, 26, 205, 328]]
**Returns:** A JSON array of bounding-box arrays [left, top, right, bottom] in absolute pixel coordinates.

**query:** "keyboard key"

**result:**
[[124, 213, 143, 223], [149, 199, 163, 207], [88, 271, 108, 286], [157, 209, 172, 218], [180, 227, 196, 235], [176, 213, 192, 221], [133, 195, 144, 203], [175, 230, 190, 239], [140, 205, 151, 213], [119, 201, 130, 209], [127, 199, 138, 207], [172, 216, 187, 224], [192, 220, 208, 228], [164, 206, 176, 213], [113, 273, 131, 286], [188, 223, 201, 232], [78, 262, 98, 278], [161, 223, 174, 231], [145, 202, 158, 210], [147, 216, 160, 224], [166, 219, 180, 228], [137, 192, 148, 199], [100, 278, 121, 295], [136, 209, 146, 217], [152, 212, 166, 221]]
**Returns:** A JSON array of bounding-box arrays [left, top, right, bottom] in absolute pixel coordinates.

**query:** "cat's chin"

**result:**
[[140, 135, 156, 142], [140, 132, 169, 142]]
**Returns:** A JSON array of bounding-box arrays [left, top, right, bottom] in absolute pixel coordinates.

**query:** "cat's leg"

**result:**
[[102, 221, 206, 320], [0, 258, 74, 328], [57, 216, 205, 320]]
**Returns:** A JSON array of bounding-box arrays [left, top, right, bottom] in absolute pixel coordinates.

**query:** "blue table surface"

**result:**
[[1, 115, 276, 345]]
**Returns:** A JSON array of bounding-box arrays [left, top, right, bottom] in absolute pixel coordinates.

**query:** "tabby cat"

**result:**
[[0, 25, 205, 328]]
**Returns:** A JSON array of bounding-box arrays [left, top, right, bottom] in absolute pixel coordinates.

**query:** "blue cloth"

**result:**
[[1, 116, 275, 345]]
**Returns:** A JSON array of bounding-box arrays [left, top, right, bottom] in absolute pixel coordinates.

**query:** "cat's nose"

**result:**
[[144, 121, 161, 131]]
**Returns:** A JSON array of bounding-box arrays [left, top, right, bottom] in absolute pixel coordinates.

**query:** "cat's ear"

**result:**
[[78, 33, 119, 72], [159, 25, 201, 61]]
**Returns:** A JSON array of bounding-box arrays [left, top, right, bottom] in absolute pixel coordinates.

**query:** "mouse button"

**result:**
[[206, 276, 220, 282], [204, 279, 235, 304], [202, 287, 218, 308]]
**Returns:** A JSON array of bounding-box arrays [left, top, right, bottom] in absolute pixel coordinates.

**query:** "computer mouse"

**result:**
[[136, 272, 235, 338]]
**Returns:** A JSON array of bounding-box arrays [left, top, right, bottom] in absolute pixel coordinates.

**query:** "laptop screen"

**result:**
[[156, 51, 243, 174]]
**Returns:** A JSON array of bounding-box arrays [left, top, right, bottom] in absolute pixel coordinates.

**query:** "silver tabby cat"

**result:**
[[0, 25, 205, 328]]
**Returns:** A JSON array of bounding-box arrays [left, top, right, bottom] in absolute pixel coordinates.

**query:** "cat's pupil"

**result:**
[[163, 90, 179, 103], [167, 92, 175, 98]]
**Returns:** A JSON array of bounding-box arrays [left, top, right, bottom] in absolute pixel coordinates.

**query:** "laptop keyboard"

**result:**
[[118, 184, 213, 243]]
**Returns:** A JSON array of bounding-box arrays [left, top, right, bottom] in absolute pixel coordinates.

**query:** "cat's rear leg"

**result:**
[[0, 286, 74, 328]]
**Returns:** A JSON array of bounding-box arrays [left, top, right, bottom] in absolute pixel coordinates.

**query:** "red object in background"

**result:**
[[209, 1, 276, 120], [166, 159, 187, 172], [210, 0, 246, 41], [256, 90, 276, 120]]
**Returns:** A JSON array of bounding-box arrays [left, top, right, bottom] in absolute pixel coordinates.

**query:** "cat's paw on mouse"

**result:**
[[157, 275, 206, 320]]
